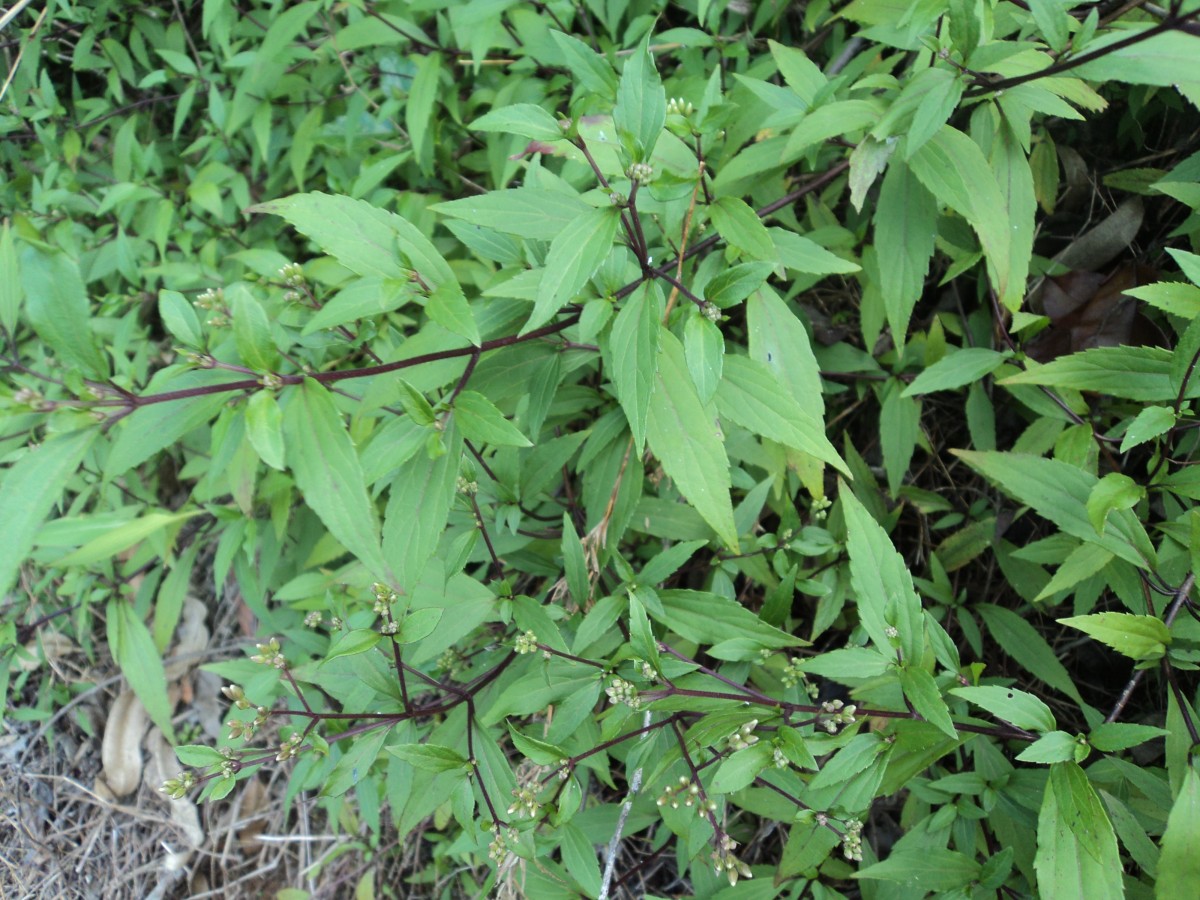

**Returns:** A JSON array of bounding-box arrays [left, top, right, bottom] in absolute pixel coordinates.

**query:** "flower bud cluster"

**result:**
[[455, 475, 478, 495], [605, 677, 641, 709], [701, 301, 721, 323], [514, 630, 539, 654], [194, 287, 224, 310], [278, 262, 305, 287], [841, 817, 864, 861], [303, 610, 323, 628], [258, 372, 283, 389], [380, 619, 399, 635], [656, 776, 716, 817], [627, 162, 654, 183], [507, 786, 540, 819], [773, 746, 788, 769], [372, 583, 397, 613], [820, 699, 858, 733], [227, 705, 269, 740], [811, 496, 831, 522], [221, 684, 251, 710], [780, 658, 817, 697], [275, 732, 304, 762], [437, 647, 465, 676], [727, 719, 759, 751], [487, 826, 518, 863], [159, 771, 196, 799], [666, 97, 695, 117], [711, 834, 753, 887], [250, 637, 286, 669]]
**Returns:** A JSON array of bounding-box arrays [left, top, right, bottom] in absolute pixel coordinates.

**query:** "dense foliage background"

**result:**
[[3, 0, 1200, 897]]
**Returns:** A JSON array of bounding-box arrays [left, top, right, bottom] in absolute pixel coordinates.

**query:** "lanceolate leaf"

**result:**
[[908, 126, 1013, 306], [903, 348, 1009, 396], [716, 355, 848, 475], [107, 599, 175, 742], [610, 283, 661, 451], [0, 428, 96, 598], [1059, 613, 1170, 662], [874, 158, 937, 341], [1035, 763, 1124, 900], [953, 451, 1154, 568], [709, 196, 776, 261], [249, 192, 454, 289], [470, 103, 564, 142], [525, 206, 620, 334], [453, 391, 531, 447], [747, 288, 823, 416], [1157, 766, 1200, 899], [19, 247, 108, 378], [992, 124, 1037, 313], [383, 428, 463, 592], [431, 189, 590, 241], [1001, 346, 1189, 401], [284, 380, 388, 579], [646, 331, 738, 551], [613, 38, 666, 161], [841, 484, 925, 663]]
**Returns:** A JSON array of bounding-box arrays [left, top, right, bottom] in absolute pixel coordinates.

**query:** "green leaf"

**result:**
[[903, 348, 1009, 396], [228, 284, 279, 371], [383, 429, 461, 591], [874, 158, 938, 340], [950, 685, 1056, 733], [656, 589, 807, 652], [426, 282, 480, 346], [646, 331, 738, 551], [1019, 730, 1081, 764], [108, 599, 175, 742], [1121, 405, 1176, 452], [0, 428, 96, 598], [158, 290, 204, 348], [880, 383, 919, 496], [397, 607, 443, 644], [770, 228, 860, 275], [716, 355, 848, 475], [705, 262, 774, 308], [1035, 762, 1124, 899], [992, 124, 1037, 314], [245, 390, 286, 470], [1157, 766, 1200, 899], [559, 824, 602, 898], [711, 742, 774, 794], [324, 629, 382, 661], [856, 848, 981, 891], [562, 514, 590, 606], [1073, 29, 1200, 90], [386, 743, 468, 773], [249, 192, 454, 289], [1126, 281, 1200, 317], [406, 52, 442, 174], [908, 126, 1013, 307], [610, 284, 661, 451], [1087, 473, 1144, 535], [709, 197, 776, 261], [841, 484, 924, 663], [613, 39, 666, 162], [0, 223, 19, 333], [525, 206, 620, 334], [747, 288, 824, 416], [322, 725, 390, 798], [953, 451, 1153, 568], [470, 103, 564, 142], [898, 667, 957, 739], [1088, 722, 1168, 752], [431, 189, 590, 241], [56, 509, 200, 567], [284, 380, 388, 579], [454, 391, 531, 447], [19, 247, 107, 377], [683, 310, 723, 406], [175, 745, 226, 768], [1059, 612, 1170, 662], [1001, 346, 1187, 401], [978, 603, 1089, 707], [549, 31, 617, 98]]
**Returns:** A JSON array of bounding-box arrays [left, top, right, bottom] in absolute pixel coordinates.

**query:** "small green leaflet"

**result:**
[[245, 390, 286, 470], [108, 599, 176, 742], [903, 348, 1010, 396], [283, 380, 389, 580], [1001, 345, 1188, 401], [159, 290, 204, 348], [1087, 473, 1144, 535], [453, 391, 531, 447], [524, 206, 620, 335], [383, 428, 462, 592], [950, 685, 1056, 733], [646, 331, 738, 551], [386, 743, 468, 773], [406, 52, 442, 174], [709, 197, 776, 261], [747, 288, 823, 416], [841, 484, 924, 663], [683, 311, 723, 405], [549, 31, 617, 99], [610, 284, 661, 451], [613, 38, 666, 162], [1059, 612, 1170, 662], [1120, 405, 1176, 452], [324, 628, 382, 661], [716, 355, 848, 475], [898, 667, 957, 739], [55, 508, 200, 567], [470, 103, 565, 142], [856, 848, 981, 891], [426, 282, 480, 346], [771, 228, 859, 275], [0, 428, 97, 598], [228, 284, 279, 371]]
